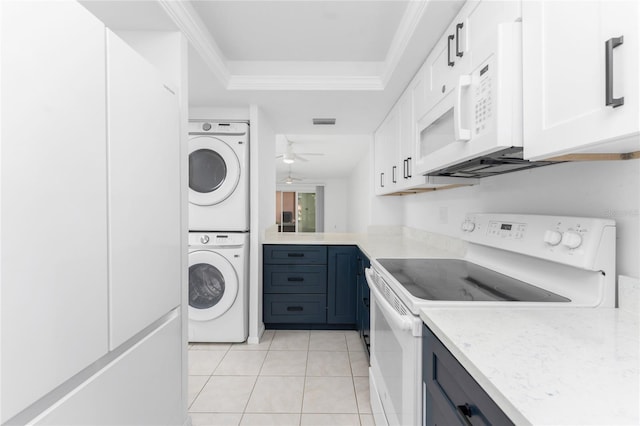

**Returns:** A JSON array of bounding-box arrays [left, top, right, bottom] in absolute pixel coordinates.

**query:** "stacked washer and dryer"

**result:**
[[187, 121, 250, 342]]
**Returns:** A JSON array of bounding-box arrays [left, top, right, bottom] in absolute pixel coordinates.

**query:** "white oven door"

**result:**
[[367, 269, 422, 426]]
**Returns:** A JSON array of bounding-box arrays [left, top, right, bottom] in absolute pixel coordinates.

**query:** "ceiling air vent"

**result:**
[[312, 118, 336, 125]]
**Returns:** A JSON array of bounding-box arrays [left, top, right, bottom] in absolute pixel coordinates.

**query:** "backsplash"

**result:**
[[619, 276, 640, 316]]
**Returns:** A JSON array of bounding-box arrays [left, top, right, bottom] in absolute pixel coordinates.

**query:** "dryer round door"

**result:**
[[188, 250, 239, 321], [189, 136, 241, 206]]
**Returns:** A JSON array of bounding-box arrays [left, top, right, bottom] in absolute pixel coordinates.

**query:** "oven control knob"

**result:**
[[543, 230, 563, 246], [461, 220, 475, 232], [561, 231, 582, 249]]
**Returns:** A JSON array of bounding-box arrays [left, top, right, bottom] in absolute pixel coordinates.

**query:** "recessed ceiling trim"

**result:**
[[379, 0, 431, 87], [161, 0, 427, 92], [158, 0, 231, 85], [227, 75, 384, 91]]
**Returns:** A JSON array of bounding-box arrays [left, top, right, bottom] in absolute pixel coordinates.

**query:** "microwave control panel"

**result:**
[[472, 58, 493, 136]]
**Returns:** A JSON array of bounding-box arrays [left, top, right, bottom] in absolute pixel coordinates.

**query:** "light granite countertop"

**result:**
[[262, 228, 466, 260], [419, 306, 640, 425]]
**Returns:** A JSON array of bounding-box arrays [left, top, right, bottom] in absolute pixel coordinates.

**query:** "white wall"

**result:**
[[323, 178, 349, 233], [400, 160, 640, 278], [346, 143, 372, 233], [248, 105, 276, 343]]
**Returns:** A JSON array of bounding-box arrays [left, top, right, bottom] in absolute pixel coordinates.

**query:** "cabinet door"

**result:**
[[523, 0, 639, 159], [374, 110, 400, 195], [1, 2, 109, 421], [398, 89, 415, 187], [327, 246, 358, 325], [106, 32, 181, 350]]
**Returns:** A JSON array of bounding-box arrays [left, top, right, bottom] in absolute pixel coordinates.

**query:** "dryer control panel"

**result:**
[[188, 232, 248, 248]]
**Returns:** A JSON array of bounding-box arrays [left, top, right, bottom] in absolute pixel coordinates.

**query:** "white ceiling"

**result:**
[[80, 0, 465, 180], [190, 1, 407, 62]]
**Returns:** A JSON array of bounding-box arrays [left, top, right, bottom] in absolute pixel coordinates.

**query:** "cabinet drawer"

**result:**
[[263, 294, 326, 324], [264, 245, 327, 265], [424, 326, 513, 425], [264, 265, 327, 294]]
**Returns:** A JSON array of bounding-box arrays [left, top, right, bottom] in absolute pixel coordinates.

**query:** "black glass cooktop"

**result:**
[[377, 259, 570, 302]]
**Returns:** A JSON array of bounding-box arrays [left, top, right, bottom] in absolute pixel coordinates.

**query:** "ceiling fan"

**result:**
[[276, 139, 324, 164], [278, 166, 304, 185]]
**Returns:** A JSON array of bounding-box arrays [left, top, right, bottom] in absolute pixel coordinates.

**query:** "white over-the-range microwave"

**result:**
[[415, 22, 553, 178]]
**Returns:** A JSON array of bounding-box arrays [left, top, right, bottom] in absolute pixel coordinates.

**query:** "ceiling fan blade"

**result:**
[[294, 154, 308, 162], [275, 154, 284, 159], [298, 152, 324, 156]]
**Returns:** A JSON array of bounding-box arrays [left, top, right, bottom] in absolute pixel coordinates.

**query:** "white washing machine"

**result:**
[[188, 232, 248, 342], [188, 121, 249, 232]]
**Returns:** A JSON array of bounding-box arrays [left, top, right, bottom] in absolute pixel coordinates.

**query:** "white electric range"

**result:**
[[365, 213, 616, 426]]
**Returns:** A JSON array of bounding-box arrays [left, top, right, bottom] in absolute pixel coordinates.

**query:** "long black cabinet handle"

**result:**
[[287, 253, 304, 257], [287, 277, 304, 282], [407, 157, 412, 178], [286, 306, 303, 312], [392, 166, 397, 183], [447, 34, 455, 67], [455, 404, 473, 426], [456, 22, 464, 57], [380, 172, 384, 188], [403, 159, 408, 179], [605, 36, 624, 108]]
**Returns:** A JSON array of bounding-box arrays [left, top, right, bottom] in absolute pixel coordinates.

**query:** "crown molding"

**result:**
[[158, 0, 424, 92], [158, 0, 230, 86], [379, 0, 430, 87], [228, 75, 384, 91]]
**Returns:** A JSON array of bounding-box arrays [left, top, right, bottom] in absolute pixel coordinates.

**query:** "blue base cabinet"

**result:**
[[356, 250, 371, 355], [327, 246, 358, 324], [422, 324, 513, 426], [263, 245, 358, 329]]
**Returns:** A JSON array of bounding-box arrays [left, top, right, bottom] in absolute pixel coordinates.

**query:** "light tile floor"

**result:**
[[188, 330, 372, 426]]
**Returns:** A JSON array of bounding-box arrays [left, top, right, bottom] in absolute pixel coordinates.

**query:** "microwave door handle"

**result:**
[[365, 269, 413, 333], [455, 74, 472, 141]]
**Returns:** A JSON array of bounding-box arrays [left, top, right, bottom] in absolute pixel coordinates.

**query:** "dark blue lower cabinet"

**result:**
[[422, 324, 513, 426], [263, 244, 358, 328], [356, 250, 371, 354], [327, 246, 357, 325], [263, 294, 326, 324]]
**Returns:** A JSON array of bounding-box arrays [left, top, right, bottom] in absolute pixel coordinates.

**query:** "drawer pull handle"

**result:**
[[456, 404, 473, 426], [287, 306, 303, 312], [447, 34, 455, 67], [287, 277, 304, 282], [288, 253, 304, 257]]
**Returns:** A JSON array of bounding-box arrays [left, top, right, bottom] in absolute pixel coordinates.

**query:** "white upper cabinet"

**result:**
[[374, 106, 401, 195], [426, 7, 472, 114], [523, 0, 639, 159], [106, 31, 181, 350], [398, 89, 416, 186], [1, 2, 109, 421]]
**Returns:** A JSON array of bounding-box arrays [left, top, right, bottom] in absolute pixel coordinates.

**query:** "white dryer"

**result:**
[[188, 121, 249, 232], [188, 232, 248, 342]]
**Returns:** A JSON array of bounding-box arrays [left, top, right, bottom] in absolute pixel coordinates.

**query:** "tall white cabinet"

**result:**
[[106, 31, 181, 350], [1, 1, 184, 424]]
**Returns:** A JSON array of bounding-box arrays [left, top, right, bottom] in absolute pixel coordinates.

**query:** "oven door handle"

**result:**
[[365, 269, 413, 333]]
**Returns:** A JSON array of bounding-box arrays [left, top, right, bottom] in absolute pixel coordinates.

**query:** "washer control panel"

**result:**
[[461, 213, 615, 271]]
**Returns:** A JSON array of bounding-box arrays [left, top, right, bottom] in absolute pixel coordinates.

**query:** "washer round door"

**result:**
[[189, 136, 241, 206], [188, 250, 239, 321]]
